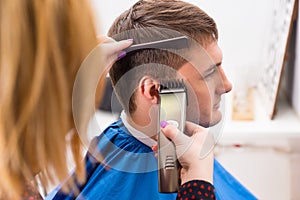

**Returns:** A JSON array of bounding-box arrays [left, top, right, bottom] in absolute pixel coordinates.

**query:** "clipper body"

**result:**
[[158, 80, 187, 193]]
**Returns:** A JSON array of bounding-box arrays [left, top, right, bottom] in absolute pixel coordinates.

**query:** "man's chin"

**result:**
[[198, 116, 222, 128], [197, 121, 211, 128], [186, 112, 222, 127], [186, 118, 210, 127]]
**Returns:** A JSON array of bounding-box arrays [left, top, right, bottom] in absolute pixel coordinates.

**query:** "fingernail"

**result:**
[[127, 39, 133, 43], [117, 51, 126, 60], [160, 121, 168, 128]]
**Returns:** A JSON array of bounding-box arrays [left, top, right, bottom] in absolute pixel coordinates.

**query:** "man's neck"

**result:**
[[121, 111, 158, 141]]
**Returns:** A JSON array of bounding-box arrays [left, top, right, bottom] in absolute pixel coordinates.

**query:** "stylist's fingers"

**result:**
[[186, 121, 215, 158], [99, 36, 133, 59], [160, 121, 194, 159], [104, 38, 133, 55], [161, 121, 210, 158], [161, 121, 209, 149], [184, 121, 207, 136], [161, 121, 214, 184], [94, 37, 133, 75], [160, 121, 190, 146]]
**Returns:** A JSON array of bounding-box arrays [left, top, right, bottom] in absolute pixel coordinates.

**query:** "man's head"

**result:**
[[108, 0, 232, 127]]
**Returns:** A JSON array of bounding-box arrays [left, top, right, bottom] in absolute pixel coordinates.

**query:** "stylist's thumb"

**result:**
[[160, 121, 191, 157]]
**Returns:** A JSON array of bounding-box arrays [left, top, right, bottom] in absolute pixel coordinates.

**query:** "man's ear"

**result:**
[[139, 76, 160, 104]]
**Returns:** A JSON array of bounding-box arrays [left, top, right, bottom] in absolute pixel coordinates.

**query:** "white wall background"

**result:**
[[293, 4, 300, 117]]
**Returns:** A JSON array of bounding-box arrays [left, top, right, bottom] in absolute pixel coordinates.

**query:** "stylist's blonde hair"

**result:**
[[0, 0, 98, 198]]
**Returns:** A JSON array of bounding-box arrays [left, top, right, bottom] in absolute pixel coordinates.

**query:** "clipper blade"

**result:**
[[159, 79, 186, 94]]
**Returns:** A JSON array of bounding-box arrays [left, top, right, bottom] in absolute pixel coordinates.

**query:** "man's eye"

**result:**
[[204, 68, 216, 78]]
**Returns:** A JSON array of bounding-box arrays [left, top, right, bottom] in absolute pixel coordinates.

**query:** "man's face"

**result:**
[[178, 41, 232, 127]]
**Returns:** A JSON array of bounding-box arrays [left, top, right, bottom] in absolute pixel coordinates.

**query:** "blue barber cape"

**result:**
[[53, 120, 257, 200]]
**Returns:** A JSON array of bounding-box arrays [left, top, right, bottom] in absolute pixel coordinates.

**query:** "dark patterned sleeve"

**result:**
[[22, 182, 43, 200], [177, 180, 216, 200]]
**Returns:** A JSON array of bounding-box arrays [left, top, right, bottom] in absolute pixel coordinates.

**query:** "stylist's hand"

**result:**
[[93, 36, 133, 105], [77, 36, 132, 81], [159, 121, 214, 185], [97, 36, 133, 72], [73, 36, 133, 138]]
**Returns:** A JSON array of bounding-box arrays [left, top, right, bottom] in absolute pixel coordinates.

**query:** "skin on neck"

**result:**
[[126, 103, 159, 141]]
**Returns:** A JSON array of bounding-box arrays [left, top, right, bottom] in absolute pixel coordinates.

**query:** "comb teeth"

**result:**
[[159, 79, 185, 91]]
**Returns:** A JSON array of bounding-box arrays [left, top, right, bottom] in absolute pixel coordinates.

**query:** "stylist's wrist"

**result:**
[[181, 155, 214, 185]]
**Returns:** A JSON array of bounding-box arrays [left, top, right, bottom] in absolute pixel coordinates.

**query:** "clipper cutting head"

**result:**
[[159, 79, 186, 93]]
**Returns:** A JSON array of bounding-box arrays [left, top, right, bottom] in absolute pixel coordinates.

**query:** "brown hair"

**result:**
[[108, 0, 218, 114], [0, 0, 97, 198]]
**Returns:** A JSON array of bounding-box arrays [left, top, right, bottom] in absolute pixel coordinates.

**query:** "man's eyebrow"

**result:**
[[204, 62, 221, 72]]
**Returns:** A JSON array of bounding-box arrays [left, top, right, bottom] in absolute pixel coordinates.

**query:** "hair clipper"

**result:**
[[158, 79, 187, 193]]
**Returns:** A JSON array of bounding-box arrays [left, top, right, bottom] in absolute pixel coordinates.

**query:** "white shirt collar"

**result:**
[[120, 111, 157, 148]]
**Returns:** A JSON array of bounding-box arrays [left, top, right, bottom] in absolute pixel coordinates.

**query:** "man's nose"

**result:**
[[216, 67, 232, 94]]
